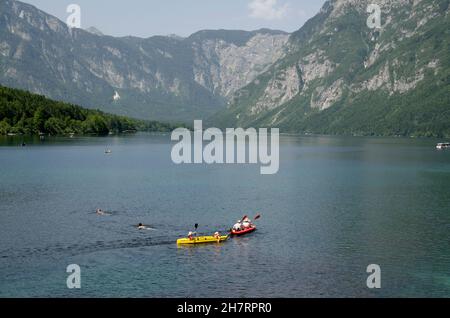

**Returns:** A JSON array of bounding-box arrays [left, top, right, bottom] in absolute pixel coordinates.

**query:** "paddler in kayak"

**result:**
[[230, 214, 260, 236], [213, 231, 225, 242], [232, 220, 243, 231], [242, 217, 254, 229], [188, 231, 197, 240]]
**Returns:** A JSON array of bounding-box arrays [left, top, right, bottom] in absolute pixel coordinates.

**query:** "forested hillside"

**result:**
[[0, 86, 181, 135]]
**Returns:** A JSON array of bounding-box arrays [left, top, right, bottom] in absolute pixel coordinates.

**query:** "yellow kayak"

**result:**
[[177, 235, 229, 245]]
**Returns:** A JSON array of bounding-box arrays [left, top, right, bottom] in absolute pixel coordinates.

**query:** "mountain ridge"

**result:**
[[211, 0, 450, 137], [2, 0, 449, 137], [0, 0, 290, 122]]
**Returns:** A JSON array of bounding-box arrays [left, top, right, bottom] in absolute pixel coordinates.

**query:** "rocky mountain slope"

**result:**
[[0, 0, 289, 122], [212, 0, 450, 137]]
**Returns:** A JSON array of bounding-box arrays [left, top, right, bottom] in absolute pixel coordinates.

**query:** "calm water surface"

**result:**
[[0, 133, 449, 297]]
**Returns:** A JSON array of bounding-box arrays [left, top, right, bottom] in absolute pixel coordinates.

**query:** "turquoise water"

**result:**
[[0, 134, 449, 298]]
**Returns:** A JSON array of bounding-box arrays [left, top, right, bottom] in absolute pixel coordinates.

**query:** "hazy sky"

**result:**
[[22, 0, 325, 37]]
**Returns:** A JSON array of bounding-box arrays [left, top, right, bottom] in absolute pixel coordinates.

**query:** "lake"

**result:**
[[0, 133, 449, 297]]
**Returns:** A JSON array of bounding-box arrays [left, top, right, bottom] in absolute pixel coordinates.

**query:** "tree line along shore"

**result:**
[[0, 86, 184, 136]]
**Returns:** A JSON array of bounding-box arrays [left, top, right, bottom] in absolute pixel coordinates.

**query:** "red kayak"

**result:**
[[230, 226, 256, 236]]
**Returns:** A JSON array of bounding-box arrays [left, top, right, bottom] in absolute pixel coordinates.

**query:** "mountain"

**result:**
[[0, 0, 289, 122], [212, 0, 450, 137]]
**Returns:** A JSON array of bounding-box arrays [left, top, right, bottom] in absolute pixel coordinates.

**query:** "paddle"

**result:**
[[242, 214, 261, 223], [227, 214, 262, 234], [241, 214, 261, 221], [229, 215, 246, 233], [230, 215, 247, 233], [187, 223, 199, 241], [231, 214, 261, 232]]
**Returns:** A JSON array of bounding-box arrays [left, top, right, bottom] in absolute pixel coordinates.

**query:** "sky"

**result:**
[[22, 0, 325, 38]]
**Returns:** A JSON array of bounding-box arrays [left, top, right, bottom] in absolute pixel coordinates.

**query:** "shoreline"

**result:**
[[1, 131, 448, 141]]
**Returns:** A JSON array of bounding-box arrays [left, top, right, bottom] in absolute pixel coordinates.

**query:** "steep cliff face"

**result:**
[[213, 0, 450, 137], [190, 30, 289, 98], [0, 0, 288, 122]]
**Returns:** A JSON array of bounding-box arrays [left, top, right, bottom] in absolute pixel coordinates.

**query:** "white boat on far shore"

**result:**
[[436, 143, 450, 150]]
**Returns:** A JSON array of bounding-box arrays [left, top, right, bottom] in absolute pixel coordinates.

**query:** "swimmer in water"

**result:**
[[96, 209, 110, 216], [137, 223, 147, 230]]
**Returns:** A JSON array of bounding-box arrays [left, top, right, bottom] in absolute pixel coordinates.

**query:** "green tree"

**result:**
[[83, 115, 109, 135], [0, 120, 11, 135], [44, 117, 66, 135], [33, 107, 48, 133]]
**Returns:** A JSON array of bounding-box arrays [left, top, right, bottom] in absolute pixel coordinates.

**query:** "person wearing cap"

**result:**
[[213, 232, 221, 240], [232, 220, 242, 231]]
